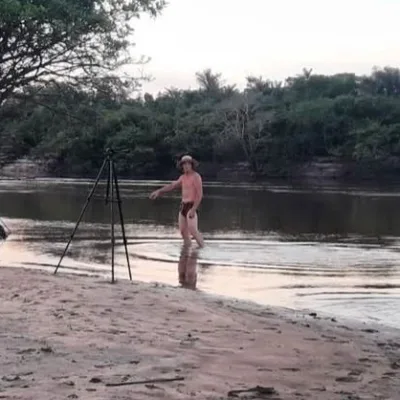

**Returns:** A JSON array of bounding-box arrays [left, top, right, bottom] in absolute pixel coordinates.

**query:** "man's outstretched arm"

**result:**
[[150, 177, 182, 199]]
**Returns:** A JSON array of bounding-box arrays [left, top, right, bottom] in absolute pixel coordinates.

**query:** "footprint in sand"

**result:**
[[339, 325, 353, 331], [310, 386, 327, 392], [303, 337, 319, 341], [17, 348, 36, 355], [378, 341, 400, 350], [2, 375, 20, 382], [390, 361, 400, 370], [59, 299, 73, 304], [60, 380, 75, 387], [321, 334, 337, 341], [336, 376, 362, 383], [280, 367, 300, 372], [361, 328, 379, 334], [335, 370, 364, 383], [69, 311, 80, 317], [94, 363, 115, 369]]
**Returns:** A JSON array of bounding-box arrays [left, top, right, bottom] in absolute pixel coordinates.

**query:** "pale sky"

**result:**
[[130, 0, 400, 94]]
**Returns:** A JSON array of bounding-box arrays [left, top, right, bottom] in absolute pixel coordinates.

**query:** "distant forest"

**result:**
[[2, 66, 400, 179], [1, 1, 400, 180]]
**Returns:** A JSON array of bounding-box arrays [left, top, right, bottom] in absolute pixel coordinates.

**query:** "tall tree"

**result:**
[[0, 0, 165, 105], [195, 69, 223, 93]]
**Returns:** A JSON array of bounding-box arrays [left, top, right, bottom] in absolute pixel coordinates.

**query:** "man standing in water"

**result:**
[[150, 155, 204, 247]]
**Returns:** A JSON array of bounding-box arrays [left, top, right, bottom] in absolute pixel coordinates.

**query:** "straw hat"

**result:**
[[177, 154, 199, 168]]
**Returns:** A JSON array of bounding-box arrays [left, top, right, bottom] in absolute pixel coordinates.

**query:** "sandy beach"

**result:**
[[0, 267, 399, 399]]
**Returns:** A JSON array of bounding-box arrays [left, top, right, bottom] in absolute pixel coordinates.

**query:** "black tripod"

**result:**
[[54, 149, 132, 283]]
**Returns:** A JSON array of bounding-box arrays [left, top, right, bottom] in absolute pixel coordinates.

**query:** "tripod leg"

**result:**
[[110, 159, 115, 283], [105, 160, 111, 205], [54, 158, 108, 275], [112, 162, 133, 281]]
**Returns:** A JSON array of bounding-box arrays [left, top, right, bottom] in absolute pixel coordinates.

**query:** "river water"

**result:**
[[1, 179, 400, 328]]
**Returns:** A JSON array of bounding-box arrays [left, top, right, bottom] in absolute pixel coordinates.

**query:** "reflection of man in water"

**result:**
[[178, 245, 199, 289], [149, 155, 204, 247]]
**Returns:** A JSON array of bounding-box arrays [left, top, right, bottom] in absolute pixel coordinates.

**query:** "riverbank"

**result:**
[[0, 267, 399, 399], [2, 156, 400, 183]]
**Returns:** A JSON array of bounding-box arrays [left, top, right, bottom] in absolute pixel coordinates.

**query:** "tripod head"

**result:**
[[105, 147, 114, 158]]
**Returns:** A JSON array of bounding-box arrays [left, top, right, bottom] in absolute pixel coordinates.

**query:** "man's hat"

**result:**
[[177, 154, 199, 168]]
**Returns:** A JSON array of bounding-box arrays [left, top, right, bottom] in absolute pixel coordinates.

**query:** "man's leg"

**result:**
[[187, 213, 204, 248], [178, 212, 191, 245]]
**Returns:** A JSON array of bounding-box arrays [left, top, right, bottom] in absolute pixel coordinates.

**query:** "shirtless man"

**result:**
[[149, 155, 204, 247]]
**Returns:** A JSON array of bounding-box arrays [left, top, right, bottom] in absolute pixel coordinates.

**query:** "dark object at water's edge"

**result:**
[[0, 223, 8, 240]]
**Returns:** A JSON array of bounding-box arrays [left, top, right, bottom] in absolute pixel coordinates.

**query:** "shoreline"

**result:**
[[0, 267, 399, 399], [3, 167, 400, 186], [3, 155, 400, 183], [5, 260, 400, 334]]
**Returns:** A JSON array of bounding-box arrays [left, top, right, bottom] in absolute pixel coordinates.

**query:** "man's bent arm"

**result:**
[[191, 175, 203, 211]]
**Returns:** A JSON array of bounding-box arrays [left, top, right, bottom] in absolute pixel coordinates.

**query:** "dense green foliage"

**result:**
[[0, 0, 165, 105], [2, 66, 400, 179], [1, 2, 400, 179]]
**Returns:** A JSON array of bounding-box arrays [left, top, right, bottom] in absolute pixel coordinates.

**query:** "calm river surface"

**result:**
[[1, 178, 400, 328]]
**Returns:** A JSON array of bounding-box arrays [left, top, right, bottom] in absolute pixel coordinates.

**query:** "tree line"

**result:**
[[2, 66, 400, 179], [1, 1, 400, 180]]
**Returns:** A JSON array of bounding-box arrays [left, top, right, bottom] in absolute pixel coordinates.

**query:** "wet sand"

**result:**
[[0, 267, 399, 399]]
